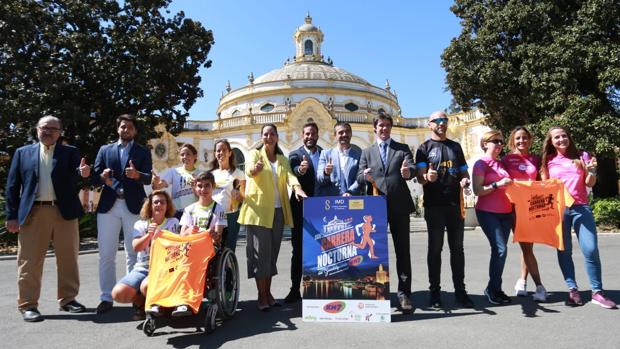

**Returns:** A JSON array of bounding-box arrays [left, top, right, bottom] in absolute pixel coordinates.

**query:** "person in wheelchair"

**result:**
[[111, 190, 179, 320], [170, 171, 227, 317]]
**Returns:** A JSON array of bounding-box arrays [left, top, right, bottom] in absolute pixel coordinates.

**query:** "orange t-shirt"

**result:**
[[504, 179, 574, 250], [145, 230, 215, 313]]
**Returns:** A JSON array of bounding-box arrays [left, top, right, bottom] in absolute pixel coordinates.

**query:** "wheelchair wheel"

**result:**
[[215, 248, 240, 319], [143, 317, 156, 337], [204, 304, 217, 334]]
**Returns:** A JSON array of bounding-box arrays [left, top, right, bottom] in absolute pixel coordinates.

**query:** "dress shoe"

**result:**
[[59, 300, 86, 313], [398, 293, 414, 313], [21, 308, 43, 322], [96, 300, 113, 314], [284, 289, 302, 304]]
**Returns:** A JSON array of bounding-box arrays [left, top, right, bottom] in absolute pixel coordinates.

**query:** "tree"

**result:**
[[0, 0, 214, 193], [442, 0, 620, 197]]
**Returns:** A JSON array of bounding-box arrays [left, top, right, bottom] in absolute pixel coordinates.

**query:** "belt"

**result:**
[[34, 200, 56, 206]]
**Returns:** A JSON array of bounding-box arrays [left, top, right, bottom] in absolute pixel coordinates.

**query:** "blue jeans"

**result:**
[[476, 210, 514, 293], [557, 204, 602, 291]]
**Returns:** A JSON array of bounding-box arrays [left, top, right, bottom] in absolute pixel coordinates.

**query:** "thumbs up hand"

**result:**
[[252, 157, 264, 176], [324, 157, 334, 175], [426, 163, 438, 183], [125, 159, 140, 180], [400, 158, 410, 178], [586, 157, 598, 173], [78, 157, 91, 178], [151, 169, 168, 189], [299, 155, 309, 175]]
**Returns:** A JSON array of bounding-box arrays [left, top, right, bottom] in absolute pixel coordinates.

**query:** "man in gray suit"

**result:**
[[357, 111, 416, 313], [317, 122, 362, 196]]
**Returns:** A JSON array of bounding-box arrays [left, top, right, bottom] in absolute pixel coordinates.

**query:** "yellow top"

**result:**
[[238, 147, 300, 228]]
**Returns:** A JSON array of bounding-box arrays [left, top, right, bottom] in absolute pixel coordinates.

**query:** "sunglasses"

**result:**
[[430, 118, 449, 124], [486, 139, 504, 145]]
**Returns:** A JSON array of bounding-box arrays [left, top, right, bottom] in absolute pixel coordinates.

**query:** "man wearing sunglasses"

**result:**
[[415, 111, 474, 309]]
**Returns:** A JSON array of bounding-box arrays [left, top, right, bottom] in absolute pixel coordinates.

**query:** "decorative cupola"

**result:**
[[293, 13, 324, 63]]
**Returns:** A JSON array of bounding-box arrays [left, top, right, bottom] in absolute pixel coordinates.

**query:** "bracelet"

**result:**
[[491, 182, 498, 189], [588, 171, 597, 176]]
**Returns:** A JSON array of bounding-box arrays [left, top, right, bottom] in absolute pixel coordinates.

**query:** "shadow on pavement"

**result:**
[[390, 291, 496, 322], [43, 306, 138, 323], [158, 300, 300, 348]]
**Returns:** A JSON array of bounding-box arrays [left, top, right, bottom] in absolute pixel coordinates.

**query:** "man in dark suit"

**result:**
[[317, 122, 363, 196], [92, 114, 152, 314], [285, 122, 322, 303], [357, 112, 416, 313], [5, 115, 90, 322]]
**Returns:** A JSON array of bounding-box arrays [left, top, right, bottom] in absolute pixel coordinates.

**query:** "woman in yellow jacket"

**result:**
[[238, 123, 307, 311]]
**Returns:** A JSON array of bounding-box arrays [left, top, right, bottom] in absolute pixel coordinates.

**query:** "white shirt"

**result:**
[[270, 160, 281, 208], [133, 218, 179, 270]]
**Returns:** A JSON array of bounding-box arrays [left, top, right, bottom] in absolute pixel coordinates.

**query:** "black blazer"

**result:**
[[288, 146, 323, 202], [5, 143, 83, 225], [92, 141, 152, 214], [357, 139, 415, 215]]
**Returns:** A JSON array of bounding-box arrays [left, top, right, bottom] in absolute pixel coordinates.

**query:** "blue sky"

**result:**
[[168, 0, 462, 120]]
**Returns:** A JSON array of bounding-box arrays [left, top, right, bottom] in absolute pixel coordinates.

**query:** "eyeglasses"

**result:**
[[430, 118, 449, 124], [38, 126, 61, 133], [486, 139, 504, 145]]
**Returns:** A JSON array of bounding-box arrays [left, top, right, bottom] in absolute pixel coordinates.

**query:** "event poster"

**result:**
[[302, 196, 391, 323]]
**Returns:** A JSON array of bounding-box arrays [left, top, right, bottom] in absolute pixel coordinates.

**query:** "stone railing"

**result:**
[[334, 112, 369, 123], [184, 120, 213, 131], [252, 113, 286, 125]]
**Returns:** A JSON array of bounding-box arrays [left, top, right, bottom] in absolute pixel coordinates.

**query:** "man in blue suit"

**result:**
[[92, 114, 152, 314], [5, 115, 90, 322], [317, 122, 363, 196], [285, 122, 322, 303]]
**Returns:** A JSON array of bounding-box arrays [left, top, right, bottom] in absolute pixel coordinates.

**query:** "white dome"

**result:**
[[254, 63, 369, 85]]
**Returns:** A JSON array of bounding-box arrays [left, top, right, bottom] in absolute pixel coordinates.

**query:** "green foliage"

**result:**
[[592, 197, 620, 228], [442, 0, 620, 196], [0, 0, 214, 193]]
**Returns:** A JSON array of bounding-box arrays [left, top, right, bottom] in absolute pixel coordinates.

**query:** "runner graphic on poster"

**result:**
[[302, 196, 391, 323]]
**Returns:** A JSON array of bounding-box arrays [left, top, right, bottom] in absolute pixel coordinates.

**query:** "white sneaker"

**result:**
[[146, 304, 161, 316], [532, 285, 547, 302], [514, 279, 527, 297]]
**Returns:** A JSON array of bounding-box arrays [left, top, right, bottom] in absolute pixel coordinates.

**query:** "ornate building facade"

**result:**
[[150, 15, 490, 174]]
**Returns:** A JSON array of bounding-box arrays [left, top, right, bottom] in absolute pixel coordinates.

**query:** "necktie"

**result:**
[[380, 142, 388, 167]]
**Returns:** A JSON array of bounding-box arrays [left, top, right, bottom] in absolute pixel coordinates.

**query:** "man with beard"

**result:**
[[415, 111, 474, 309], [93, 114, 152, 314], [357, 111, 416, 313], [285, 122, 322, 303], [5, 115, 90, 322], [317, 122, 363, 196]]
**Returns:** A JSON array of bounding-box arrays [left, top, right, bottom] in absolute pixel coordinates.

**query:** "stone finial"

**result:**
[[225, 80, 231, 92], [248, 72, 254, 84]]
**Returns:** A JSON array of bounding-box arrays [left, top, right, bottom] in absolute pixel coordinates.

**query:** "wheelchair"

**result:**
[[142, 247, 240, 336]]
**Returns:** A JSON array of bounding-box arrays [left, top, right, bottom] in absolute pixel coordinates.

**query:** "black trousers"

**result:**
[[388, 210, 412, 296], [424, 205, 466, 292], [289, 201, 303, 290]]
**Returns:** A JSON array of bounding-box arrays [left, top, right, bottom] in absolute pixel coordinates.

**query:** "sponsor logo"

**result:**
[[348, 199, 364, 210], [303, 315, 317, 321], [348, 255, 364, 266], [323, 301, 346, 313]]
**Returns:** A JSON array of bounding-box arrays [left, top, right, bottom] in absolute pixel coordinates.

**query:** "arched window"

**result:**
[[304, 40, 313, 55], [260, 103, 274, 112], [232, 148, 245, 171], [231, 109, 240, 117]]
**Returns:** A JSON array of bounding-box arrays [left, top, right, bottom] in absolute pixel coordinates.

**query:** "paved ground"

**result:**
[[1, 228, 619, 349]]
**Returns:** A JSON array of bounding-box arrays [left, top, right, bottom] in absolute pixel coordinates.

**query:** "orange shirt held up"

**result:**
[[145, 230, 216, 313], [505, 179, 574, 251]]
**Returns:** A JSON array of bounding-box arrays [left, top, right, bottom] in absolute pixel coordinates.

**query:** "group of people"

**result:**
[[4, 110, 616, 323]]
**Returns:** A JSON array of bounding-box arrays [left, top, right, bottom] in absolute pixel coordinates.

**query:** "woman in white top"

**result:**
[[152, 143, 200, 219], [208, 139, 246, 252]]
